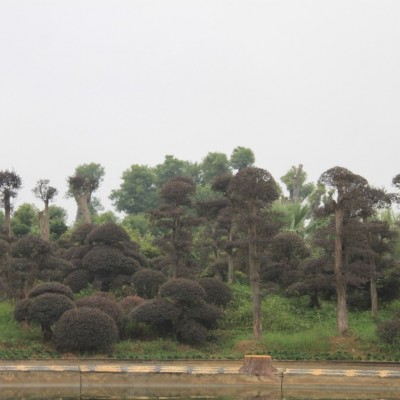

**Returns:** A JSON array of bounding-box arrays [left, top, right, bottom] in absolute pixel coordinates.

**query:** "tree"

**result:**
[[200, 152, 231, 185], [155, 155, 200, 186], [230, 146, 255, 171], [281, 164, 315, 203], [149, 176, 198, 278], [33, 179, 58, 241], [48, 205, 69, 240], [318, 166, 369, 335], [228, 167, 280, 339], [11, 203, 39, 237], [110, 165, 159, 214], [0, 170, 22, 236], [67, 163, 105, 224]]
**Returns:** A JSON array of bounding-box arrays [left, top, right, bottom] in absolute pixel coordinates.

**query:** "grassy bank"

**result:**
[[1, 284, 399, 361]]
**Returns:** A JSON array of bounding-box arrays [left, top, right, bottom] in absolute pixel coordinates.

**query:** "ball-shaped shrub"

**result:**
[[0, 239, 11, 258], [130, 299, 181, 328], [75, 295, 124, 328], [64, 269, 93, 293], [159, 278, 206, 305], [70, 223, 96, 245], [82, 245, 124, 275], [12, 236, 51, 259], [28, 282, 74, 300], [29, 293, 76, 326], [377, 317, 400, 345], [118, 256, 141, 275], [53, 307, 119, 352], [176, 319, 207, 345], [119, 295, 146, 315], [86, 223, 131, 245], [132, 269, 167, 299], [14, 298, 32, 322], [186, 302, 225, 329], [198, 278, 232, 307], [70, 245, 92, 260]]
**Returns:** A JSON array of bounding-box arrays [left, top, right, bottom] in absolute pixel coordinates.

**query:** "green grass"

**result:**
[[1, 285, 399, 361]]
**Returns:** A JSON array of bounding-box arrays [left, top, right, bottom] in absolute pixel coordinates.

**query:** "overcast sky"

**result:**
[[1, 1, 400, 223]]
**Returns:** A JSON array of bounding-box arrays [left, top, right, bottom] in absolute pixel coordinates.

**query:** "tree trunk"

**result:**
[[249, 205, 261, 340], [239, 355, 276, 377], [335, 206, 348, 335], [3, 195, 11, 236], [227, 229, 234, 284], [38, 201, 50, 241], [75, 192, 92, 224]]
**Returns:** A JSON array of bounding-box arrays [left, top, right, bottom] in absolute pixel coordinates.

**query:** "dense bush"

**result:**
[[377, 317, 400, 345], [129, 299, 181, 334], [132, 269, 167, 299], [186, 302, 225, 329], [63, 269, 93, 293], [13, 298, 31, 322], [69, 223, 96, 245], [28, 282, 74, 300], [53, 307, 119, 352], [86, 223, 131, 245], [11, 236, 51, 260], [159, 278, 206, 305], [119, 295, 146, 315], [176, 319, 208, 345], [75, 295, 124, 328], [82, 245, 125, 275], [198, 278, 232, 307], [28, 293, 76, 340]]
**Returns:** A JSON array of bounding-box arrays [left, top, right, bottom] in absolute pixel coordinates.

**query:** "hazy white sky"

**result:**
[[1, 1, 400, 222]]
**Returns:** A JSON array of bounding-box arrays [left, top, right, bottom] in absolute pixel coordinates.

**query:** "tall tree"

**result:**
[[67, 163, 104, 224], [281, 164, 315, 203], [110, 165, 159, 214], [318, 166, 368, 335], [228, 167, 280, 339], [0, 170, 22, 236], [155, 155, 200, 186], [201, 152, 231, 185], [33, 179, 58, 241], [11, 203, 39, 237], [230, 146, 255, 171], [149, 176, 198, 278]]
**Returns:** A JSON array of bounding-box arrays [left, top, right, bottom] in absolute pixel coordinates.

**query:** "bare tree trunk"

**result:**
[[75, 193, 92, 224], [367, 231, 378, 320], [335, 206, 348, 336], [4, 195, 11, 236], [249, 205, 261, 340], [38, 201, 50, 241]]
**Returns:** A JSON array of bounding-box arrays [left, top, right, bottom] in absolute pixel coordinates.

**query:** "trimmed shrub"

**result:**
[[75, 295, 124, 328], [186, 302, 225, 329], [86, 223, 131, 245], [70, 245, 92, 260], [14, 298, 32, 323], [198, 278, 232, 307], [70, 223, 96, 245], [176, 319, 208, 345], [28, 293, 76, 340], [82, 245, 124, 275], [64, 269, 93, 293], [132, 269, 167, 299], [129, 299, 181, 334], [120, 295, 146, 315], [159, 278, 206, 305], [0, 239, 11, 258], [377, 317, 400, 345], [53, 307, 119, 352], [28, 282, 74, 300], [117, 256, 141, 275], [11, 236, 51, 260]]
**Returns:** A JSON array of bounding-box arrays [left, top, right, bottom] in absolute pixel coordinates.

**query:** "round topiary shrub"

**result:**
[[198, 278, 232, 307], [85, 223, 130, 246], [129, 299, 181, 335], [28, 293, 76, 340], [119, 295, 146, 315], [64, 269, 93, 293], [28, 282, 74, 300], [176, 319, 208, 345], [82, 245, 124, 275], [14, 298, 32, 323], [132, 269, 167, 299], [377, 317, 400, 345], [70, 223, 96, 245], [159, 278, 206, 305], [53, 307, 119, 352], [186, 302, 225, 329], [11, 235, 51, 259], [75, 295, 124, 329]]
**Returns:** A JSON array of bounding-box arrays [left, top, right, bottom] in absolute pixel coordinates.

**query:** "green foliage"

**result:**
[[53, 307, 118, 353], [11, 203, 39, 237], [230, 146, 255, 171]]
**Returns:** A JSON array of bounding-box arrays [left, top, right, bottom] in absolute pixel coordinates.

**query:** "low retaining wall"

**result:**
[[0, 360, 399, 399]]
